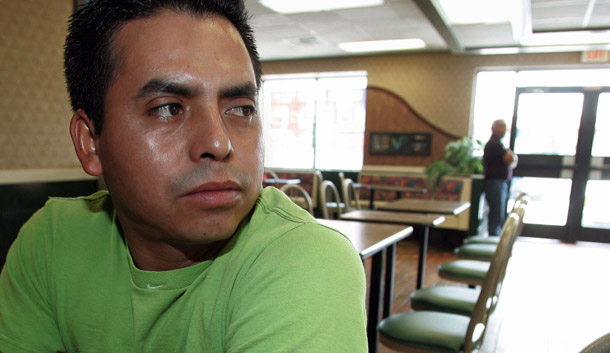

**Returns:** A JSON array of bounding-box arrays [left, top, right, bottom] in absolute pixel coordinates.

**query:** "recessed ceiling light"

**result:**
[[339, 39, 426, 53], [259, 0, 384, 14], [434, 0, 514, 24], [520, 30, 610, 46], [475, 47, 522, 55]]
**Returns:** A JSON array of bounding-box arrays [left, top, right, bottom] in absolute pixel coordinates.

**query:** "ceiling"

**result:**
[[244, 0, 610, 61]]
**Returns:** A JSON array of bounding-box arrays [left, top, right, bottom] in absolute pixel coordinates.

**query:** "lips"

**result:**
[[182, 181, 242, 208]]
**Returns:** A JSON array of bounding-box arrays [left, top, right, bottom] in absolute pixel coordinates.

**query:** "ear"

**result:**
[[70, 109, 103, 176]]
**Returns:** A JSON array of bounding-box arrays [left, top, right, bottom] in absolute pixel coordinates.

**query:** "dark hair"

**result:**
[[64, 0, 261, 134]]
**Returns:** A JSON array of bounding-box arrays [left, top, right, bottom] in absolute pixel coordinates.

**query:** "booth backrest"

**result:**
[[358, 174, 464, 202], [357, 169, 472, 231]]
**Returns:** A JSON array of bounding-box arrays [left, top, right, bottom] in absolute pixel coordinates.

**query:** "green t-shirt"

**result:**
[[0, 187, 367, 352]]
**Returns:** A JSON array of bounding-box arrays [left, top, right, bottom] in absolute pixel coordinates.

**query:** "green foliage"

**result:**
[[425, 137, 483, 192]]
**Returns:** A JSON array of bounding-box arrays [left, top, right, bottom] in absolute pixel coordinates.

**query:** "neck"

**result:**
[[126, 235, 231, 271]]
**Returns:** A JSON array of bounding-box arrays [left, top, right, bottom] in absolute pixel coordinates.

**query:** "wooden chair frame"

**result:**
[[341, 178, 361, 212], [319, 180, 343, 219], [280, 184, 314, 216]]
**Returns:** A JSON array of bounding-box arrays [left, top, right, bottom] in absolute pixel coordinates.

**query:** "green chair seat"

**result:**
[[463, 235, 500, 245], [378, 311, 472, 353], [438, 260, 490, 285], [410, 286, 480, 317], [455, 243, 497, 261]]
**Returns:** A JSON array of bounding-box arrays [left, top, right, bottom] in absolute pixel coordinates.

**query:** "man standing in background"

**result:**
[[483, 119, 518, 236]]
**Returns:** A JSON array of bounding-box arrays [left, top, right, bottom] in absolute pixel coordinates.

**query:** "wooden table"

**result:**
[[356, 183, 427, 209], [374, 200, 470, 290], [263, 178, 301, 186], [317, 219, 413, 353], [378, 198, 471, 215], [340, 210, 445, 290]]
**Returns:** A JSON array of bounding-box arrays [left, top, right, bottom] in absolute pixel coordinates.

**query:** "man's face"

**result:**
[[94, 11, 263, 247]]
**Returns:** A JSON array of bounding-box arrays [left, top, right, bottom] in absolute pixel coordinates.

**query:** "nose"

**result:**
[[188, 106, 233, 162]]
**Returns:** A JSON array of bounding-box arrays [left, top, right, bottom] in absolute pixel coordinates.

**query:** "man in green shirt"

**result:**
[[0, 0, 367, 352]]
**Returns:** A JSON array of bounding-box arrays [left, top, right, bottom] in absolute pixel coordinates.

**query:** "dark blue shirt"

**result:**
[[483, 135, 510, 180]]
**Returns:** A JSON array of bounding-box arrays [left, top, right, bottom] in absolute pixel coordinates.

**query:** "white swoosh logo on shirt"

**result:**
[[147, 283, 165, 290]]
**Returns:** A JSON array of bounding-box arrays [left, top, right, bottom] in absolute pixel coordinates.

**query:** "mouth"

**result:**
[[182, 181, 242, 208]]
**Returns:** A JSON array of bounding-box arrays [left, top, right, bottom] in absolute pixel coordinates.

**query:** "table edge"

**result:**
[[359, 225, 414, 259]]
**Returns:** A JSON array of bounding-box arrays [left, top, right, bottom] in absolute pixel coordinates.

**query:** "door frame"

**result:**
[[510, 86, 610, 243]]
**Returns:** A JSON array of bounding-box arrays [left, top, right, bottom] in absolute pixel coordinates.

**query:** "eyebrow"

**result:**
[[134, 78, 198, 99], [133, 79, 258, 101], [219, 82, 258, 100]]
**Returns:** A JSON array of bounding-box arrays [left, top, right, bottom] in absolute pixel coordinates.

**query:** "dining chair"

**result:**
[[338, 171, 346, 188], [319, 180, 344, 219], [579, 332, 610, 353], [462, 192, 528, 245], [341, 177, 361, 212], [280, 184, 314, 216], [377, 213, 519, 353], [455, 196, 529, 261], [409, 212, 521, 317], [265, 169, 280, 180], [437, 203, 526, 287], [263, 169, 280, 188], [312, 170, 324, 208]]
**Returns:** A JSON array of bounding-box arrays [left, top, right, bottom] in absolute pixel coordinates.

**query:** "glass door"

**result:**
[[581, 93, 610, 235], [509, 87, 610, 242]]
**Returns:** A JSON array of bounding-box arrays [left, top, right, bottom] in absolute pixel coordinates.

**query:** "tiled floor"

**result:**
[[374, 235, 610, 353]]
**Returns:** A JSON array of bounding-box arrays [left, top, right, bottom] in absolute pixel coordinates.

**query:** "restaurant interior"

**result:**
[[1, 0, 610, 352]]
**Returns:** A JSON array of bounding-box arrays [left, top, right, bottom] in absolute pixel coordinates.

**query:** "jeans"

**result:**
[[485, 179, 508, 236]]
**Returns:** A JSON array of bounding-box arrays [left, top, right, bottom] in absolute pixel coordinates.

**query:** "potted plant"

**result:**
[[424, 137, 484, 192]]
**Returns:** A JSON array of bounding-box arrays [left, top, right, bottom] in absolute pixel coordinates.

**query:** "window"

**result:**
[[472, 68, 610, 151], [471, 71, 517, 147], [261, 72, 367, 170]]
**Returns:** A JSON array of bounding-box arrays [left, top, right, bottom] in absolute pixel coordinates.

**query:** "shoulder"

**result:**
[[20, 190, 114, 240], [221, 196, 367, 351], [225, 187, 362, 282], [234, 215, 364, 299], [484, 138, 505, 154], [0, 191, 120, 353], [203, 188, 368, 351], [12, 191, 117, 267], [243, 187, 357, 260], [255, 186, 315, 222], [32, 190, 113, 218], [222, 221, 367, 352], [263, 221, 359, 265]]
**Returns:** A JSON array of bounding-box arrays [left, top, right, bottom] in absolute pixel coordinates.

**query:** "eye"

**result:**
[[150, 103, 184, 120], [227, 105, 257, 118]]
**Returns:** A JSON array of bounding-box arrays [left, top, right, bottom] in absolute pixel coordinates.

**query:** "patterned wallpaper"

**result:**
[[262, 51, 583, 137], [0, 0, 77, 170]]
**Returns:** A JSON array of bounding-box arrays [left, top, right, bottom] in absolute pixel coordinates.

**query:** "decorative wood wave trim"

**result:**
[[367, 86, 460, 139], [364, 86, 462, 167]]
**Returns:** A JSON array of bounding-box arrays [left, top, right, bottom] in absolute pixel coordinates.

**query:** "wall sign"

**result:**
[[369, 132, 432, 156]]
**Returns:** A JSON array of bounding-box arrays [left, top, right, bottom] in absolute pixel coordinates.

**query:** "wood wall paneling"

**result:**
[[364, 86, 458, 167]]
